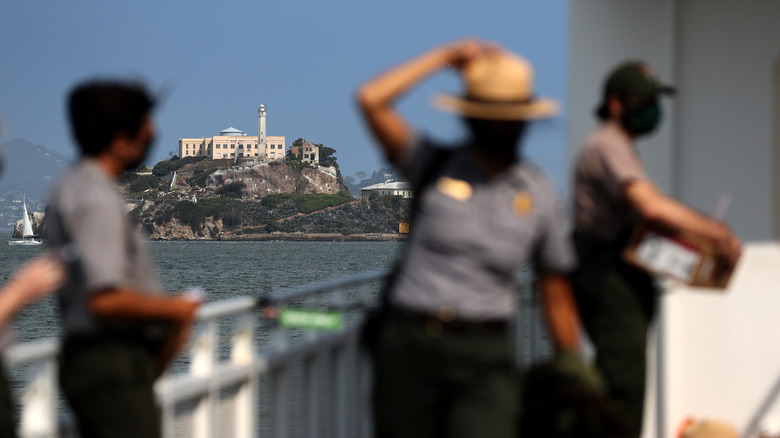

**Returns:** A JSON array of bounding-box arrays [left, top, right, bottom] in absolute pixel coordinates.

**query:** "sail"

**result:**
[[21, 197, 34, 238]]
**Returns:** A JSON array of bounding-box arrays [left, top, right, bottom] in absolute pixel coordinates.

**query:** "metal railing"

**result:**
[[5, 269, 391, 438], [5, 268, 550, 438]]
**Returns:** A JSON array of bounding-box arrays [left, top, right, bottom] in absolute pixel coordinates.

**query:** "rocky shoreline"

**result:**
[[152, 232, 408, 242]]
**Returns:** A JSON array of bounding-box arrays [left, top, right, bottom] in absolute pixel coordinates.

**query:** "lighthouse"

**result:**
[[257, 104, 267, 158]]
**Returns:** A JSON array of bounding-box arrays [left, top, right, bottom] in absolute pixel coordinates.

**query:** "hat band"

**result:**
[[463, 96, 536, 105]]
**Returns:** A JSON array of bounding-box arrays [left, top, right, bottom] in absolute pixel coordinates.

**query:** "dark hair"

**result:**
[[594, 93, 657, 122], [68, 80, 156, 157], [594, 101, 611, 121]]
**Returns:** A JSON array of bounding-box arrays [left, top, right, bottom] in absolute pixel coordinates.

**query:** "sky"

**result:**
[[0, 1, 569, 187]]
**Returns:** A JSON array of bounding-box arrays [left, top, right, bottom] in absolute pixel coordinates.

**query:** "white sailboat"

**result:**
[[9, 195, 42, 245]]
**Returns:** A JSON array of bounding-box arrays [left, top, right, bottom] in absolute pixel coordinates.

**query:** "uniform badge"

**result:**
[[513, 192, 534, 216], [436, 177, 473, 201]]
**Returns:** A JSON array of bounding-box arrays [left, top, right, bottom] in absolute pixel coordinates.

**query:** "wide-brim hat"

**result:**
[[433, 52, 558, 120]]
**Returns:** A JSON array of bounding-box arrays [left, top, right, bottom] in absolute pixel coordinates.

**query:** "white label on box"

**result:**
[[635, 231, 701, 282]]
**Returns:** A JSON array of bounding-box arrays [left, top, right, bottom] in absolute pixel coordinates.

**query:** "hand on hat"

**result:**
[[445, 38, 502, 70]]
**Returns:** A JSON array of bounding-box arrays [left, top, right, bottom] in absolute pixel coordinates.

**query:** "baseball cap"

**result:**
[[603, 61, 676, 98]]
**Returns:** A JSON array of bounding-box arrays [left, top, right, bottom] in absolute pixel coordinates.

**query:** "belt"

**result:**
[[388, 306, 510, 333]]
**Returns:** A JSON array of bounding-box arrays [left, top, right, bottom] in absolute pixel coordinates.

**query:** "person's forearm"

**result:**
[[356, 46, 453, 163], [627, 180, 728, 242], [357, 46, 451, 110], [539, 274, 580, 352], [0, 283, 28, 326], [90, 287, 194, 322]]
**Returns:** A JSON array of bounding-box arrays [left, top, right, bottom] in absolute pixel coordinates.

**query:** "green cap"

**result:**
[[603, 61, 675, 98]]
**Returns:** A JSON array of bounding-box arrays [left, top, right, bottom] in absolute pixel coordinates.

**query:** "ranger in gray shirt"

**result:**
[[571, 61, 741, 437], [48, 81, 199, 438], [357, 39, 582, 438]]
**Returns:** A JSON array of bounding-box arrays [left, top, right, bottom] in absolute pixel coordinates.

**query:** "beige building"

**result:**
[[178, 104, 286, 162], [288, 138, 320, 165]]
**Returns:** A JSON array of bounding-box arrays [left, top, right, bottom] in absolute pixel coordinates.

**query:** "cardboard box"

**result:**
[[622, 222, 736, 289]]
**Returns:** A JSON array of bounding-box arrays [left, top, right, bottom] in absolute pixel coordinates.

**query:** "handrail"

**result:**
[[5, 339, 59, 367], [264, 268, 390, 304], [5, 267, 550, 438], [5, 269, 391, 438]]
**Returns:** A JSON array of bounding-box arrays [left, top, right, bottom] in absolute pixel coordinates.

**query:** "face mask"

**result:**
[[622, 100, 662, 137]]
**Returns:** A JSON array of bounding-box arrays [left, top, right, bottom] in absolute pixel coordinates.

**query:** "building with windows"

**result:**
[[178, 104, 286, 162], [288, 138, 320, 165]]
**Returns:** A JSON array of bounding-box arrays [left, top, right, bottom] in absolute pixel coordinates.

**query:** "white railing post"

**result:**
[[19, 357, 58, 438], [232, 311, 257, 438], [269, 315, 289, 438], [355, 282, 375, 438], [191, 319, 217, 438], [331, 289, 348, 438], [302, 296, 321, 438]]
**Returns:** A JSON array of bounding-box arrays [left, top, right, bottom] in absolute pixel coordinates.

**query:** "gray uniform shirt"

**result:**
[[390, 134, 575, 321], [573, 122, 648, 242], [47, 159, 162, 337]]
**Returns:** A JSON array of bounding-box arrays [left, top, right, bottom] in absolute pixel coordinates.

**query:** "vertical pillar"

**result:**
[[258, 104, 267, 159]]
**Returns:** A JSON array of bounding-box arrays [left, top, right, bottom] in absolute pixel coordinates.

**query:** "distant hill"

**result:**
[[344, 167, 403, 196], [0, 139, 71, 230]]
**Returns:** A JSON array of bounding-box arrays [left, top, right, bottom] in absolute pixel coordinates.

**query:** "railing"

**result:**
[[5, 269, 392, 438], [5, 268, 550, 438]]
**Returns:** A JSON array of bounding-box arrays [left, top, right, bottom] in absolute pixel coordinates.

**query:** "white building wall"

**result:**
[[569, 3, 780, 438], [673, 0, 780, 241], [567, 1, 676, 196], [569, 0, 780, 242]]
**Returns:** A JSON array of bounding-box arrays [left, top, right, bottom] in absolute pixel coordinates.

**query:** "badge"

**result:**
[[436, 177, 472, 201], [513, 192, 534, 216]]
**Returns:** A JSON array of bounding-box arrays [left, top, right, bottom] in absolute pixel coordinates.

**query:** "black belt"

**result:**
[[388, 306, 510, 333]]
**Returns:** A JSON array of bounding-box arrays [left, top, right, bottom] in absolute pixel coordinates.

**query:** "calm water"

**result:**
[[5, 239, 405, 344]]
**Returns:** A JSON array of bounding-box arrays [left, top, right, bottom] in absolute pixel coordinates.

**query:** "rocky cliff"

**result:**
[[21, 158, 411, 241], [201, 163, 342, 197]]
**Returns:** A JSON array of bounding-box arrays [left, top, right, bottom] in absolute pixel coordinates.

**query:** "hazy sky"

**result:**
[[0, 1, 569, 186]]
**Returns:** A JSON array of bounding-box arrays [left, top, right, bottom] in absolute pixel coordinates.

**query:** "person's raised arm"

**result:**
[[0, 255, 65, 326], [355, 39, 497, 165], [624, 180, 741, 266]]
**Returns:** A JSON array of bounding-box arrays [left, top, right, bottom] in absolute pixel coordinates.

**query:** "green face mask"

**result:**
[[622, 100, 662, 137]]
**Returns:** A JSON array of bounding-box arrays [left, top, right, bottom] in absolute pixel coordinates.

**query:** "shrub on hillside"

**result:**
[[191, 168, 218, 188], [294, 194, 352, 214], [152, 157, 181, 177], [216, 181, 245, 198], [171, 197, 246, 232]]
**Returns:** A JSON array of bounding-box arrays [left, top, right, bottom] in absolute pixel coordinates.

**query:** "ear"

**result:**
[[106, 131, 134, 159], [606, 96, 624, 119]]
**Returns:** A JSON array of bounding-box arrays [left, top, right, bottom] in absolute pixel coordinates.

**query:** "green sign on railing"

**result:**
[[279, 308, 343, 331]]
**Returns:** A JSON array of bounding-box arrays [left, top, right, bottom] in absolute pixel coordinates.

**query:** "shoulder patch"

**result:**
[[436, 176, 472, 201], [513, 192, 534, 216]]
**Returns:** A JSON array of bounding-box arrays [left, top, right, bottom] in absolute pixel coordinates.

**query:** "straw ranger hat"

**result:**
[[433, 52, 558, 120]]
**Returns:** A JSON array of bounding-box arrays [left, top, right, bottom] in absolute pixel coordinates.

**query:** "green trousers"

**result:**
[[59, 337, 161, 438], [576, 264, 656, 438], [372, 313, 517, 438]]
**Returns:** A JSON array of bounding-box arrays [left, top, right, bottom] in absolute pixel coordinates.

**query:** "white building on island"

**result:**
[[360, 180, 413, 198], [178, 104, 286, 162]]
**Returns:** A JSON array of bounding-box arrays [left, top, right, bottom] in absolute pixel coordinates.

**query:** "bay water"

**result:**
[[5, 239, 405, 345]]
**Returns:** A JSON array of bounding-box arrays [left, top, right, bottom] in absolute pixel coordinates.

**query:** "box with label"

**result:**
[[622, 223, 736, 289]]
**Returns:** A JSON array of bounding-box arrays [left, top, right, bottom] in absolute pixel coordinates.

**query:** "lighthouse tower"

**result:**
[[257, 104, 268, 158]]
